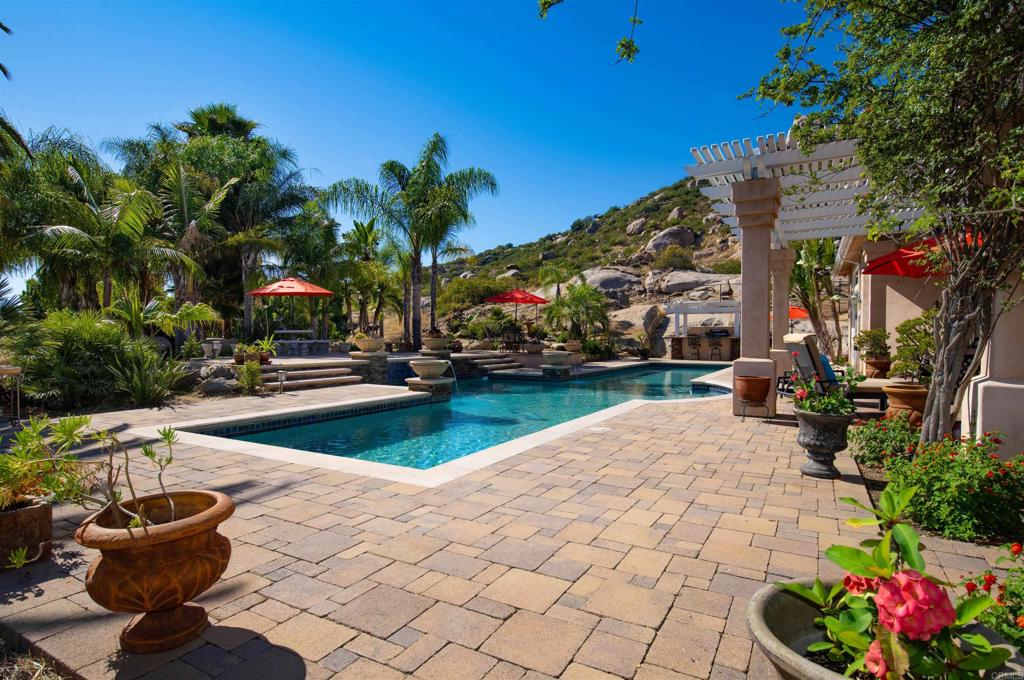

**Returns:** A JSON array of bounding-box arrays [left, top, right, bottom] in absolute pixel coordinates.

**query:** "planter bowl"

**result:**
[[735, 375, 772, 404], [863, 357, 891, 378], [883, 383, 929, 427], [409, 359, 449, 379], [331, 341, 352, 354], [0, 497, 52, 565], [542, 350, 572, 366], [74, 490, 234, 653], [354, 337, 385, 353], [259, 351, 271, 365], [422, 336, 450, 351], [524, 343, 544, 355], [794, 409, 852, 479], [563, 341, 583, 353]]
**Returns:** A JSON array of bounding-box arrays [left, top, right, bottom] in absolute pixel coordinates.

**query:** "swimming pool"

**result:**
[[224, 365, 718, 469]]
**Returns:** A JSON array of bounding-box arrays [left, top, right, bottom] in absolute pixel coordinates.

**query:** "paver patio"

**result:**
[[0, 385, 999, 679]]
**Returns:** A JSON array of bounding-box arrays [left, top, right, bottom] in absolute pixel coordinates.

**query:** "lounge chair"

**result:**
[[782, 333, 890, 409]]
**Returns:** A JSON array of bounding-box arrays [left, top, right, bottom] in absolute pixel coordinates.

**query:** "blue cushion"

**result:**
[[819, 354, 838, 383]]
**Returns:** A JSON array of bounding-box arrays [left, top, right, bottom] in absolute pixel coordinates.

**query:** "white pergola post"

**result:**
[[770, 247, 796, 373], [731, 177, 780, 417]]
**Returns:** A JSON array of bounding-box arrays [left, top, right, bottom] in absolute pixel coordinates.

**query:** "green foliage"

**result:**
[[849, 413, 920, 467], [178, 334, 204, 360], [254, 337, 276, 355], [789, 366, 864, 416], [581, 338, 617, 361], [709, 259, 740, 275], [651, 245, 692, 270], [885, 432, 1024, 541], [237, 360, 263, 395], [437, 277, 508, 317], [542, 279, 608, 342], [853, 329, 891, 359], [465, 307, 520, 340], [963, 543, 1024, 649], [0, 415, 91, 511], [890, 309, 937, 385], [110, 343, 187, 408]]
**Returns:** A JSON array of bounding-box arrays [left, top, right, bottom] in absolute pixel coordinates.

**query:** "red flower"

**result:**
[[864, 639, 888, 679], [844, 573, 880, 595], [965, 582, 978, 594], [791, 351, 800, 357], [795, 388, 809, 400], [993, 437, 1003, 444], [984, 573, 998, 586], [1017, 614, 1024, 629], [875, 571, 955, 641], [1011, 543, 1022, 556], [987, 471, 995, 478]]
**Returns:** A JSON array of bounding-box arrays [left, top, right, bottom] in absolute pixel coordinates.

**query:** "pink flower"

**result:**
[[864, 639, 888, 678], [875, 570, 956, 641], [795, 388, 809, 400], [843, 573, 880, 595]]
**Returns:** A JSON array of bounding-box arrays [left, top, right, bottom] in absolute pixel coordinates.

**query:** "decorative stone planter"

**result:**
[[524, 343, 544, 355], [563, 341, 583, 353], [542, 350, 572, 366], [794, 409, 852, 479], [863, 357, 891, 378], [354, 337, 385, 352], [749, 579, 1024, 680], [259, 351, 271, 365], [202, 342, 221, 360], [422, 336, 449, 351], [0, 497, 52, 565], [409, 359, 449, 379], [883, 383, 929, 427], [331, 341, 352, 354], [74, 490, 234, 653]]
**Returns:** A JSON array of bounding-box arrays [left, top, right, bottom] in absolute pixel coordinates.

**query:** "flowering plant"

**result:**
[[780, 485, 1013, 678], [789, 357, 865, 416], [962, 542, 1024, 649], [849, 413, 921, 467]]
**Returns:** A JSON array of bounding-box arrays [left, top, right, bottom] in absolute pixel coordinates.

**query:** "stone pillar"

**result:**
[[770, 247, 796, 374], [731, 178, 780, 417], [406, 376, 455, 401], [962, 280, 1024, 459], [350, 352, 388, 384]]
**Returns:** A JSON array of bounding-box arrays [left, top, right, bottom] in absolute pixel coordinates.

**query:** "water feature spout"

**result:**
[[444, 360, 459, 395]]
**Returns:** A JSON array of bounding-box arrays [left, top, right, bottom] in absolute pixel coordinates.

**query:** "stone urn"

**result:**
[[409, 359, 449, 379], [422, 336, 450, 351], [201, 341, 221, 360], [331, 341, 352, 354], [0, 497, 52, 565], [354, 337, 385, 353], [542, 350, 571, 366], [863, 357, 891, 378], [563, 341, 583, 353], [524, 342, 544, 355], [74, 490, 234, 653], [749, 579, 1024, 680], [793, 409, 852, 479], [883, 383, 929, 427]]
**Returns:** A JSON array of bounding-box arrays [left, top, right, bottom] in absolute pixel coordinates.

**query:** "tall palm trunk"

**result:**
[[429, 248, 439, 332], [241, 256, 254, 339], [411, 252, 423, 348], [358, 297, 370, 331], [403, 279, 411, 345], [102, 272, 113, 308]]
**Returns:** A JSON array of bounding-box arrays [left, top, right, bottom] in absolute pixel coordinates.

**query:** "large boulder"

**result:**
[[668, 206, 685, 221], [625, 218, 647, 235], [644, 226, 698, 253], [609, 304, 670, 357], [703, 211, 723, 225], [582, 267, 641, 297], [200, 364, 235, 381], [539, 251, 556, 261], [656, 271, 733, 295], [586, 221, 601, 234], [200, 378, 238, 396], [497, 269, 520, 280], [459, 271, 474, 279]]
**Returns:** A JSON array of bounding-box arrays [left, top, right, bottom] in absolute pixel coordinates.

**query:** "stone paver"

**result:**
[[0, 384, 998, 679]]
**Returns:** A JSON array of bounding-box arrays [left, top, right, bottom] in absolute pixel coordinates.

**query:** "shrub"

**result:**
[[853, 328, 891, 359], [890, 308, 936, 384], [237, 360, 263, 395], [465, 307, 521, 340], [110, 343, 188, 408], [652, 245, 693, 270], [710, 259, 741, 274], [885, 432, 1024, 541], [849, 412, 920, 467], [178, 334, 204, 360], [437, 277, 509, 316], [963, 542, 1024, 649], [582, 338, 617, 360]]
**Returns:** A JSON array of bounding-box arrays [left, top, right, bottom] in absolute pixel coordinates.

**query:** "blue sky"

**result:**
[[3, 1, 806, 290]]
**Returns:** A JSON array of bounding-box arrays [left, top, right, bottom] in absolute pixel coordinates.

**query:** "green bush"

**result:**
[[237, 360, 263, 395], [710, 259, 741, 274], [890, 308, 936, 384], [852, 328, 891, 359], [963, 542, 1024, 649], [437, 277, 509, 316], [3, 310, 178, 410], [111, 343, 188, 408], [885, 432, 1024, 541], [848, 412, 920, 466], [581, 339, 617, 360], [652, 245, 693, 270], [465, 307, 521, 340], [179, 334, 204, 360]]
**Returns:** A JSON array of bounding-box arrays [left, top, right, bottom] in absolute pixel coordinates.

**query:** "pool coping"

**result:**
[[129, 369, 733, 488]]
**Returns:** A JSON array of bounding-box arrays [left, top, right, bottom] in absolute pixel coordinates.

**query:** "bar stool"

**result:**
[[687, 335, 701, 360], [708, 337, 723, 361]]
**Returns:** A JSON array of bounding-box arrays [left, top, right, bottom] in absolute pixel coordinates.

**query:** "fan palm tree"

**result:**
[[542, 278, 609, 341], [176, 103, 258, 140], [280, 201, 347, 338], [538, 261, 579, 302], [0, 21, 31, 161], [325, 133, 497, 348]]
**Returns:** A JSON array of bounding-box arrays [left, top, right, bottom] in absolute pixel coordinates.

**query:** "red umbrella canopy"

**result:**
[[249, 277, 333, 297], [862, 240, 940, 278], [770, 306, 810, 320], [485, 288, 549, 305]]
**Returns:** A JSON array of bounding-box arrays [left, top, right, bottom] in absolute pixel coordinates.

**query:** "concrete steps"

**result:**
[[277, 375, 363, 391], [476, 356, 524, 373], [256, 361, 363, 391]]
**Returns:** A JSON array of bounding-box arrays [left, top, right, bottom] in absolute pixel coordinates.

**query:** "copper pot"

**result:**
[[734, 375, 772, 404], [75, 490, 234, 654], [883, 383, 929, 427]]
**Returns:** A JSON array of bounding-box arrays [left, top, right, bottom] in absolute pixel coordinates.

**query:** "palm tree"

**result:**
[[790, 239, 844, 361], [325, 133, 497, 348], [341, 217, 387, 330], [176, 103, 258, 140], [0, 21, 31, 161], [280, 201, 347, 338], [107, 291, 221, 339], [542, 278, 609, 341], [538, 261, 579, 302]]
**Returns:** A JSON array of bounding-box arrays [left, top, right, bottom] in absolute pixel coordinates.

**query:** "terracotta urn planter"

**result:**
[[883, 383, 929, 427], [74, 490, 234, 654], [794, 409, 852, 479], [422, 336, 449, 351], [734, 375, 772, 404], [749, 579, 1024, 680], [354, 337, 385, 353], [563, 341, 583, 353], [543, 350, 571, 366], [259, 351, 271, 365], [0, 498, 52, 565], [863, 357, 891, 378], [409, 359, 449, 379], [524, 342, 544, 355]]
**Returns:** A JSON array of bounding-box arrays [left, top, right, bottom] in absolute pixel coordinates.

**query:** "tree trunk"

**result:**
[[102, 273, 113, 308], [411, 254, 423, 349], [429, 249, 439, 332], [322, 299, 330, 340], [358, 297, 370, 332], [403, 280, 411, 345], [372, 299, 385, 336], [242, 261, 253, 339]]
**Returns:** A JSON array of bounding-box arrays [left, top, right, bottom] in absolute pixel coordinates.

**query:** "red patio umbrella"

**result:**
[[485, 288, 549, 321], [249, 278, 333, 334], [769, 306, 810, 320], [862, 240, 939, 278]]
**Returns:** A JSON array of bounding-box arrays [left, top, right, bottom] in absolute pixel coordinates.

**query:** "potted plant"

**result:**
[[884, 310, 935, 426], [749, 486, 1021, 680], [254, 337, 276, 365], [331, 334, 352, 354], [0, 417, 92, 567], [232, 343, 249, 365], [422, 328, 450, 351], [409, 359, 449, 379], [854, 329, 892, 378], [789, 364, 865, 479], [62, 419, 234, 653], [352, 331, 384, 353]]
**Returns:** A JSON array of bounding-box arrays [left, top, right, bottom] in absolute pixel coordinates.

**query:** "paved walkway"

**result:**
[[0, 390, 998, 680]]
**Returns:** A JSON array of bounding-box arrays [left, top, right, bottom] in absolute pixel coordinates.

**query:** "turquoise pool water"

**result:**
[[230, 365, 717, 469]]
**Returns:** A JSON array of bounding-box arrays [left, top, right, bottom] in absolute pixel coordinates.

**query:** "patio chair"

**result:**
[[783, 333, 889, 409]]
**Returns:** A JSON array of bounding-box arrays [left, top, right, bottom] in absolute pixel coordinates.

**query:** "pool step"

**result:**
[[483, 362, 522, 372], [472, 357, 514, 366], [254, 363, 364, 390], [276, 374, 363, 391], [272, 367, 353, 380]]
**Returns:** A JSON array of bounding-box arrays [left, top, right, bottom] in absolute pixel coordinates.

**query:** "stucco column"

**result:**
[[730, 177, 780, 417], [962, 279, 1024, 459], [770, 247, 796, 373], [857, 241, 897, 373]]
